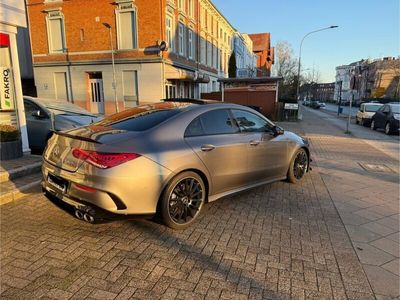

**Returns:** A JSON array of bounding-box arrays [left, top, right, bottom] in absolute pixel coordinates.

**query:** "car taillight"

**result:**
[[72, 148, 140, 169]]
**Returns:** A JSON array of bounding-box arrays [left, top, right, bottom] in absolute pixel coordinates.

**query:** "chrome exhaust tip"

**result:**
[[74, 209, 84, 220], [83, 213, 95, 223]]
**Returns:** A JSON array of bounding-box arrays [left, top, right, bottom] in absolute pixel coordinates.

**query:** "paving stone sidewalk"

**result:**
[[0, 113, 382, 299], [280, 108, 400, 299]]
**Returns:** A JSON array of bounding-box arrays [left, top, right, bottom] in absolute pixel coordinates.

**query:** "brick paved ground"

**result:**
[[281, 108, 399, 299], [0, 111, 382, 300]]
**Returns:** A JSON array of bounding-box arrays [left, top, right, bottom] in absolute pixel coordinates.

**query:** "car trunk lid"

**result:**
[[44, 125, 137, 172]]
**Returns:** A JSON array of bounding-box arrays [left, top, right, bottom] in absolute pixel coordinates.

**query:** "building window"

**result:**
[[178, 23, 185, 56], [200, 37, 206, 64], [188, 29, 194, 59], [206, 40, 212, 67], [117, 4, 138, 50], [165, 82, 177, 99], [213, 44, 217, 69], [188, 0, 194, 18], [122, 70, 139, 107], [166, 15, 175, 52], [219, 49, 222, 70], [178, 0, 185, 12], [46, 10, 66, 53]]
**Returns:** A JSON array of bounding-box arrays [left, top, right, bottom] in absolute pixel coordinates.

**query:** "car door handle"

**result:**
[[201, 144, 215, 152], [249, 140, 260, 146]]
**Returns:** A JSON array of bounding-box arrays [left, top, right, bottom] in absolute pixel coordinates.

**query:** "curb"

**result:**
[[0, 179, 42, 205], [0, 161, 42, 183]]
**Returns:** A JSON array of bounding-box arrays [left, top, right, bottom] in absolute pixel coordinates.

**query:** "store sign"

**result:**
[[0, 68, 14, 110], [284, 103, 298, 110]]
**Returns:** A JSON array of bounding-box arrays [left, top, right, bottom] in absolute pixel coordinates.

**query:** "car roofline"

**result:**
[[162, 98, 220, 105]]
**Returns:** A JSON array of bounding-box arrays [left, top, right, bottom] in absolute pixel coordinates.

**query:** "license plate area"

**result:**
[[47, 173, 68, 193]]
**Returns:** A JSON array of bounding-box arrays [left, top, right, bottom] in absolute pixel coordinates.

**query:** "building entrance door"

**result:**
[[88, 72, 104, 114]]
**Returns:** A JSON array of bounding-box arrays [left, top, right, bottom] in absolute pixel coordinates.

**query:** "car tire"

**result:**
[[385, 122, 392, 135], [356, 118, 359, 125], [371, 119, 377, 130], [160, 171, 206, 230], [287, 148, 309, 184]]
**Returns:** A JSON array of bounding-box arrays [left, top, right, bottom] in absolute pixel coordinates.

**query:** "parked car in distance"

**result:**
[[310, 100, 321, 109], [302, 99, 310, 106], [370, 103, 400, 135], [24, 96, 102, 153], [42, 99, 311, 229], [356, 102, 383, 126], [319, 102, 326, 108]]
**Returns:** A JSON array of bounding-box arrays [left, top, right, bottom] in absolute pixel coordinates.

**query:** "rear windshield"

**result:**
[[34, 98, 94, 116], [96, 103, 191, 131], [365, 104, 382, 112]]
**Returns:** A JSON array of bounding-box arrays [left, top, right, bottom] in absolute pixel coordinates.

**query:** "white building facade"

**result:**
[[0, 0, 30, 152], [234, 33, 256, 78]]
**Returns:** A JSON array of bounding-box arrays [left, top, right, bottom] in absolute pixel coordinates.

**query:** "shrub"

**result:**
[[0, 124, 20, 142]]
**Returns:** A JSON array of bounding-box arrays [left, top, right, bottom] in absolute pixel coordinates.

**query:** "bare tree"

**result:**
[[274, 41, 298, 99], [274, 41, 297, 80], [303, 66, 321, 85]]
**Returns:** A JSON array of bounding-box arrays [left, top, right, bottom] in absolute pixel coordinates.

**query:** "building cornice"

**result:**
[[33, 57, 163, 67]]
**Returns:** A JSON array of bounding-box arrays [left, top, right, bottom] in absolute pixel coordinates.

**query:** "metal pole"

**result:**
[[109, 27, 119, 113], [337, 80, 342, 116], [296, 42, 303, 120], [346, 90, 353, 133], [221, 82, 225, 102], [296, 26, 338, 120]]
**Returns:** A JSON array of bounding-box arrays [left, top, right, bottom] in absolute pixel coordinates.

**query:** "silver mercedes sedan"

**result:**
[[42, 99, 310, 229]]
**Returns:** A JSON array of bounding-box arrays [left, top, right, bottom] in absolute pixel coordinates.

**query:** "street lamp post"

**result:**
[[296, 25, 338, 119], [102, 23, 119, 113]]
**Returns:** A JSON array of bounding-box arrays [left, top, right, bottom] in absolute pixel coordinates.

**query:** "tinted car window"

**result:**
[[185, 117, 204, 137], [200, 109, 238, 135], [232, 110, 271, 132], [186, 109, 238, 137], [24, 100, 41, 114], [382, 105, 390, 113], [106, 109, 182, 131]]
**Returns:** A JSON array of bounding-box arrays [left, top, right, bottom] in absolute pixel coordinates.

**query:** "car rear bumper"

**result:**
[[42, 156, 173, 216]]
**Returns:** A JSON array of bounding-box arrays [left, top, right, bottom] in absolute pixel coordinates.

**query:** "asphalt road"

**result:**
[[320, 102, 359, 117]]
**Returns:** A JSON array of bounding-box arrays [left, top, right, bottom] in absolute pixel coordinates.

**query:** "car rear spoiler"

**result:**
[[55, 131, 102, 144]]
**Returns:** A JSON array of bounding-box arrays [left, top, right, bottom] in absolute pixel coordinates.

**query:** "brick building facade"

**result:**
[[27, 0, 245, 114], [248, 33, 274, 77]]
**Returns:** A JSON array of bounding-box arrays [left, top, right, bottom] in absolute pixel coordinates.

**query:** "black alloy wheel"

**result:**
[[161, 172, 205, 229], [287, 148, 309, 183]]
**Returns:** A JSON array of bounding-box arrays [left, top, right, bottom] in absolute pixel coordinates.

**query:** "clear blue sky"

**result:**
[[213, 0, 399, 82]]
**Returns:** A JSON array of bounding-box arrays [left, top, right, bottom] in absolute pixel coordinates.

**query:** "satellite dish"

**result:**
[[159, 41, 168, 52]]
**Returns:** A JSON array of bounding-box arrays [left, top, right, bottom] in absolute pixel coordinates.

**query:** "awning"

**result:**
[[165, 65, 195, 81], [165, 65, 210, 83]]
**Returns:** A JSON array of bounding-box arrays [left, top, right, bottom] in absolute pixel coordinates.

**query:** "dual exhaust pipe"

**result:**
[[74, 209, 95, 223]]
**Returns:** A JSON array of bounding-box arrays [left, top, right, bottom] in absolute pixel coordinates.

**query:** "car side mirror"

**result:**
[[32, 110, 47, 119], [271, 125, 284, 136]]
